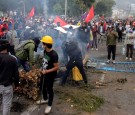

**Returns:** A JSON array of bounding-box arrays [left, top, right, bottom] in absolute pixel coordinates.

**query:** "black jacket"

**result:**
[[0, 53, 19, 87], [76, 26, 90, 43], [65, 40, 82, 59]]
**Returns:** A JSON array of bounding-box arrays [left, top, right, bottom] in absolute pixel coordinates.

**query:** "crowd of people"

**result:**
[[0, 13, 135, 114]]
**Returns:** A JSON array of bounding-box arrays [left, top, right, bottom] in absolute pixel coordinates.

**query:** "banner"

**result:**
[[85, 5, 94, 23], [27, 7, 35, 19], [54, 16, 67, 27]]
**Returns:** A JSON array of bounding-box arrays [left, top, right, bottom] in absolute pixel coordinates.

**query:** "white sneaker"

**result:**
[[45, 106, 52, 114], [125, 57, 128, 60], [96, 48, 98, 51], [112, 60, 116, 64], [129, 58, 132, 61], [36, 99, 48, 104], [106, 60, 110, 63]]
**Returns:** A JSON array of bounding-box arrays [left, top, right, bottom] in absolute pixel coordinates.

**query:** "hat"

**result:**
[[33, 37, 40, 52], [0, 40, 10, 52], [33, 37, 40, 45]]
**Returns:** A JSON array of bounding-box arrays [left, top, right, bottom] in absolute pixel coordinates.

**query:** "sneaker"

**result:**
[[36, 99, 48, 104], [129, 58, 132, 61], [45, 106, 52, 114], [112, 60, 116, 64], [106, 60, 110, 63], [96, 48, 98, 51], [125, 57, 128, 60]]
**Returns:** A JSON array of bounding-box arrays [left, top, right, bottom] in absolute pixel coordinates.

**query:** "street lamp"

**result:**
[[20, 1, 25, 17], [65, 0, 67, 19]]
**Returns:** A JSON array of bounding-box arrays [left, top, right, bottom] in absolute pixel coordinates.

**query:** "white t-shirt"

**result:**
[[125, 25, 130, 32]]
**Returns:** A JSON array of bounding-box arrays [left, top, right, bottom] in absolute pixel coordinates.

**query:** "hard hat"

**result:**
[[40, 36, 54, 44]]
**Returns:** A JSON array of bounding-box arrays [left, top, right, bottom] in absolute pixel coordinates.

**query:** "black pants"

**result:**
[[92, 37, 97, 48], [40, 75, 55, 106], [118, 34, 122, 42], [126, 44, 133, 58], [107, 45, 116, 60], [61, 57, 87, 84]]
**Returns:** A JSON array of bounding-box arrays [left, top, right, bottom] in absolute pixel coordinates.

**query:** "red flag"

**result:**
[[85, 5, 94, 23], [54, 16, 67, 27], [27, 7, 35, 19]]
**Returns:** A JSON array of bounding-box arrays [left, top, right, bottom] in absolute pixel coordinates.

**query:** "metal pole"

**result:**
[[128, 4, 131, 17], [23, 1, 25, 17], [44, 0, 47, 19], [65, 0, 67, 19], [20, 1, 25, 17]]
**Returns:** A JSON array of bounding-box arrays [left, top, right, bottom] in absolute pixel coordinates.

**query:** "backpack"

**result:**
[[66, 40, 79, 52], [65, 40, 81, 57], [15, 40, 34, 56]]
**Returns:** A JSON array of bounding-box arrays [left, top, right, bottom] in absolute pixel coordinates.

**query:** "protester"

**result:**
[[60, 37, 88, 85], [97, 22, 106, 44], [36, 36, 59, 114], [0, 39, 19, 115], [15, 37, 40, 72], [91, 24, 99, 50], [116, 23, 124, 42], [76, 22, 90, 58], [124, 28, 135, 61], [106, 26, 118, 64], [125, 21, 131, 33]]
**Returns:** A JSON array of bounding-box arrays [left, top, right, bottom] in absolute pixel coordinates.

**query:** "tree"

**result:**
[[95, 0, 115, 16], [48, 0, 95, 17], [0, 0, 95, 17], [0, 0, 18, 12]]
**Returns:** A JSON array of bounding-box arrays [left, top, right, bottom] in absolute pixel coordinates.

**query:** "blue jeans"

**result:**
[[17, 58, 30, 72], [0, 85, 13, 115]]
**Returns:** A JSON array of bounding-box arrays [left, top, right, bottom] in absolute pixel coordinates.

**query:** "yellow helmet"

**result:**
[[40, 36, 54, 44]]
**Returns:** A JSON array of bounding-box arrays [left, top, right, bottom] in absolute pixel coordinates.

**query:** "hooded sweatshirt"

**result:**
[[124, 33, 135, 45]]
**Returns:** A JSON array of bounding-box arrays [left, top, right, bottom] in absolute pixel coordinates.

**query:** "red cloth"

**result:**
[[85, 5, 94, 23], [103, 22, 107, 31], [3, 23, 8, 30], [54, 16, 67, 27], [0, 25, 4, 37], [27, 7, 35, 19]]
